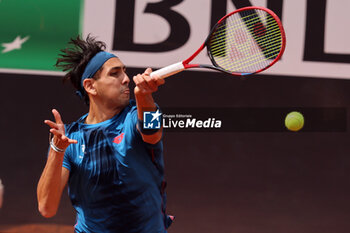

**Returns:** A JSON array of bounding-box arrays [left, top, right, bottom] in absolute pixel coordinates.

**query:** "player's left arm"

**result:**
[[133, 68, 165, 144]]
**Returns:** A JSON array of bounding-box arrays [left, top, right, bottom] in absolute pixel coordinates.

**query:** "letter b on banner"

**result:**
[[113, 0, 190, 52]]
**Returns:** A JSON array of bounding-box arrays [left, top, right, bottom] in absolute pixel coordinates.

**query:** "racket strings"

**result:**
[[211, 20, 282, 57], [211, 16, 281, 72], [212, 33, 282, 71], [210, 25, 282, 55], [208, 9, 283, 73], [210, 27, 282, 58], [212, 14, 281, 68], [209, 15, 279, 48], [213, 12, 282, 53]]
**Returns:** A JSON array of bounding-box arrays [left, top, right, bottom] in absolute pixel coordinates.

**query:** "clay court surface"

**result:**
[[0, 224, 73, 233]]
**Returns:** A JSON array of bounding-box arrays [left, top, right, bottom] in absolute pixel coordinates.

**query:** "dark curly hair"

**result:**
[[55, 34, 106, 105]]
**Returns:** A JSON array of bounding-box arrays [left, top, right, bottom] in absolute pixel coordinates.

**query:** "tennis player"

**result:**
[[37, 35, 173, 232]]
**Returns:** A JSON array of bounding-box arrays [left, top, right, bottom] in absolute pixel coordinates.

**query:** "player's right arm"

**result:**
[[37, 109, 77, 218]]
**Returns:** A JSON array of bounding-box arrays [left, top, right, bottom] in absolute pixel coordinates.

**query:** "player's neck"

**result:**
[[85, 100, 123, 124]]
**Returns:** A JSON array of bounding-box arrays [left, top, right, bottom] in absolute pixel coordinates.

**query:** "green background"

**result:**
[[0, 0, 83, 71]]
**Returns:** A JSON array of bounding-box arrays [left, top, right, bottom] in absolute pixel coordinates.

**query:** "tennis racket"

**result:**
[[150, 6, 286, 78]]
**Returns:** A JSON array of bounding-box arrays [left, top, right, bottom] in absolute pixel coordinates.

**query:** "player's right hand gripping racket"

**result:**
[[150, 6, 286, 78]]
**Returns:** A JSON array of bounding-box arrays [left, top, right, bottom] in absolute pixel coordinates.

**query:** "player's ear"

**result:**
[[83, 78, 97, 96]]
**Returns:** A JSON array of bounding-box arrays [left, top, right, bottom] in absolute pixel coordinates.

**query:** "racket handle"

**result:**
[[150, 62, 185, 79]]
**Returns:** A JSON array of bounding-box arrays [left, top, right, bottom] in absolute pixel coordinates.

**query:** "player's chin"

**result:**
[[123, 92, 130, 100], [120, 94, 130, 105]]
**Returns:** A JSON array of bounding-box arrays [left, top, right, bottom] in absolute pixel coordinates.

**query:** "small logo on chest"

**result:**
[[113, 133, 125, 144], [79, 145, 85, 159]]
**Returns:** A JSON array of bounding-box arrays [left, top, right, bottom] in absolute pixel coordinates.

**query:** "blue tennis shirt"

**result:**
[[62, 100, 171, 233]]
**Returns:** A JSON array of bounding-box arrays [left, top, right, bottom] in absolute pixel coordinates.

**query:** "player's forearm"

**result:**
[[134, 91, 157, 120], [37, 149, 64, 218]]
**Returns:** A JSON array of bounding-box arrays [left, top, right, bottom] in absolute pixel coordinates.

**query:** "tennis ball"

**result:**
[[285, 111, 304, 132]]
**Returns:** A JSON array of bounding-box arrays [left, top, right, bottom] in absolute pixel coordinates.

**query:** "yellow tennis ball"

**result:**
[[285, 111, 304, 132]]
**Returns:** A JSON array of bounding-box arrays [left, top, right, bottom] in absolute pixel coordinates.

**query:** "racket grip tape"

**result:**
[[150, 62, 185, 79]]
